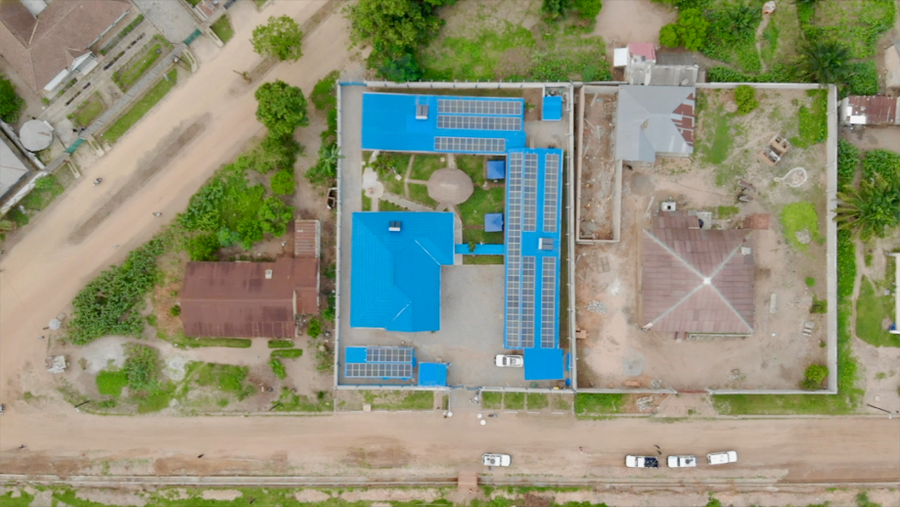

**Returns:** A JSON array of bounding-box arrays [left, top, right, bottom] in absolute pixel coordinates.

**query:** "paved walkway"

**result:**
[[132, 0, 198, 43], [379, 191, 433, 212]]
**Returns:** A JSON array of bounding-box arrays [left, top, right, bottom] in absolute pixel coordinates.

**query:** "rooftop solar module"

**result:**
[[366, 347, 414, 363], [437, 115, 522, 131], [437, 98, 523, 116], [541, 257, 557, 348], [434, 137, 506, 153], [543, 153, 560, 233], [345, 363, 413, 379], [521, 256, 536, 348]]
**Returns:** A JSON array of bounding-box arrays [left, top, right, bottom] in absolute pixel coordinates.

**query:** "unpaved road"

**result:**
[[0, 0, 899, 488]]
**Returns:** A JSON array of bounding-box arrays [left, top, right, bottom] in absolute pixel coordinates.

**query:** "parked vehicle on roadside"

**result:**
[[625, 455, 659, 468], [707, 451, 738, 465], [494, 354, 523, 367], [482, 453, 511, 467], [667, 455, 698, 468]]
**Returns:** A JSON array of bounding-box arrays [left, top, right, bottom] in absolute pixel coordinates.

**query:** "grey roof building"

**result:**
[[615, 85, 696, 163], [0, 135, 29, 199]]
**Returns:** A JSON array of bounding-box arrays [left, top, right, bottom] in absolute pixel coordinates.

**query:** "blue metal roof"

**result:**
[[361, 93, 527, 154], [418, 363, 448, 387], [350, 212, 455, 332], [487, 159, 506, 179], [524, 348, 564, 380], [485, 212, 504, 232], [542, 95, 563, 121]]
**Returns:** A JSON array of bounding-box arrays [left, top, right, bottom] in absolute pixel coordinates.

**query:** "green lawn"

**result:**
[[70, 93, 105, 127], [210, 15, 235, 44], [696, 103, 737, 176], [272, 387, 333, 412], [481, 391, 503, 409], [463, 255, 504, 265], [96, 369, 128, 397], [504, 392, 525, 410], [456, 155, 486, 185], [190, 362, 256, 400], [102, 69, 178, 144], [574, 393, 623, 415], [712, 392, 858, 415], [377, 201, 406, 212], [526, 393, 548, 410], [779, 202, 822, 253], [409, 154, 446, 180], [365, 390, 435, 410], [268, 339, 294, 348], [856, 277, 899, 347], [113, 36, 171, 91], [408, 183, 438, 208], [271, 348, 303, 359], [159, 330, 252, 349], [552, 395, 573, 411], [458, 186, 505, 244]]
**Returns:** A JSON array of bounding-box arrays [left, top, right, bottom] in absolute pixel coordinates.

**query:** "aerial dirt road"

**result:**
[[0, 0, 898, 487], [0, 409, 898, 483]]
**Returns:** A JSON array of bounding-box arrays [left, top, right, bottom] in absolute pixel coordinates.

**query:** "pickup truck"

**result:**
[[667, 455, 698, 468], [707, 451, 738, 465], [625, 455, 659, 468], [482, 453, 511, 467]]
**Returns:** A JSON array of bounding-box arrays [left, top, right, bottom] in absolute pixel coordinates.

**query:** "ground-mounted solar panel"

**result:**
[[520, 256, 536, 348], [437, 99, 523, 116], [522, 153, 538, 232], [543, 153, 560, 233], [434, 137, 506, 153], [366, 347, 414, 363], [436, 115, 522, 131], [345, 363, 413, 379], [541, 257, 557, 348]]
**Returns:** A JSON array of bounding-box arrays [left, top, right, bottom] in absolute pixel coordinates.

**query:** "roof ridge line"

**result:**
[[643, 229, 704, 326], [707, 235, 754, 333]]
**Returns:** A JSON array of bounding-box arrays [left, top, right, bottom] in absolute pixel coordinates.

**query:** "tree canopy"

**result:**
[[254, 80, 309, 138], [251, 15, 304, 61], [835, 173, 900, 240], [659, 8, 709, 51]]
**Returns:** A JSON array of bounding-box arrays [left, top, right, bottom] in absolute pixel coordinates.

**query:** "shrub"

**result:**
[[805, 277, 815, 287], [169, 305, 181, 317], [0, 73, 24, 123], [307, 317, 322, 338], [271, 348, 303, 359], [733, 85, 758, 115], [660, 8, 708, 51], [257, 196, 293, 237], [311, 70, 340, 111], [124, 344, 161, 393], [659, 24, 679, 48], [837, 139, 860, 187], [575, 0, 602, 19], [322, 305, 335, 322], [271, 169, 295, 195], [801, 364, 828, 390], [269, 357, 287, 379], [268, 339, 294, 348], [186, 233, 219, 261], [255, 80, 309, 138]]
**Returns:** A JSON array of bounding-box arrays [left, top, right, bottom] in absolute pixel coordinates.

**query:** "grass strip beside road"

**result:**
[[210, 15, 235, 44], [102, 69, 178, 145], [575, 393, 623, 416]]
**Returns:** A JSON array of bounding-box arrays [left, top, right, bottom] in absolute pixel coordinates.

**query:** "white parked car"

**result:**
[[482, 453, 511, 467], [625, 455, 659, 468], [667, 455, 698, 468], [707, 451, 738, 465], [494, 354, 524, 367]]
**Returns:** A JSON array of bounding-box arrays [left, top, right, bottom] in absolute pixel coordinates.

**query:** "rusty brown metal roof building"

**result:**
[[641, 211, 755, 335], [180, 258, 319, 338], [843, 96, 899, 126], [0, 0, 131, 92], [294, 219, 319, 258]]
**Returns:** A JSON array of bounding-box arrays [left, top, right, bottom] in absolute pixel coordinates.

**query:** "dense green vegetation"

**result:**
[[733, 85, 758, 115], [0, 73, 25, 123], [271, 348, 304, 359], [836, 149, 900, 240], [96, 369, 129, 397], [856, 277, 900, 347], [192, 362, 256, 400], [252, 15, 303, 61], [307, 71, 340, 186], [255, 79, 309, 138]]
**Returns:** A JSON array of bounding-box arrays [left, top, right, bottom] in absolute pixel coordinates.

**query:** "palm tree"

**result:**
[[834, 173, 900, 240], [800, 41, 852, 85]]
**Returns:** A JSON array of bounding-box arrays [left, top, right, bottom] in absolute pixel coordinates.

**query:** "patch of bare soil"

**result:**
[[0, 453, 90, 478], [151, 249, 189, 340], [343, 438, 411, 468], [152, 456, 256, 476], [579, 90, 617, 240]]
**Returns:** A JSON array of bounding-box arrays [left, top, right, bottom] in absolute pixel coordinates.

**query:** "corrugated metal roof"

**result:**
[[294, 219, 319, 258], [350, 212, 455, 332], [628, 43, 656, 62], [180, 258, 318, 338], [615, 86, 695, 162], [641, 212, 755, 334], [844, 96, 898, 125]]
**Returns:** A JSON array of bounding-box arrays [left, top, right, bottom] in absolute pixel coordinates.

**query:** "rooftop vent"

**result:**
[[661, 201, 677, 212], [389, 221, 402, 232], [265, 269, 273, 279], [416, 104, 429, 120]]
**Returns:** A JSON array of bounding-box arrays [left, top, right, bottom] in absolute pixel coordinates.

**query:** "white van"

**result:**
[[707, 451, 738, 465]]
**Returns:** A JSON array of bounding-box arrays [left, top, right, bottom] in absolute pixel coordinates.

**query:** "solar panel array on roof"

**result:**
[[438, 98, 523, 115], [437, 115, 522, 131], [366, 346, 414, 363], [345, 363, 413, 379], [503, 148, 565, 380], [543, 153, 560, 233], [434, 137, 506, 153]]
